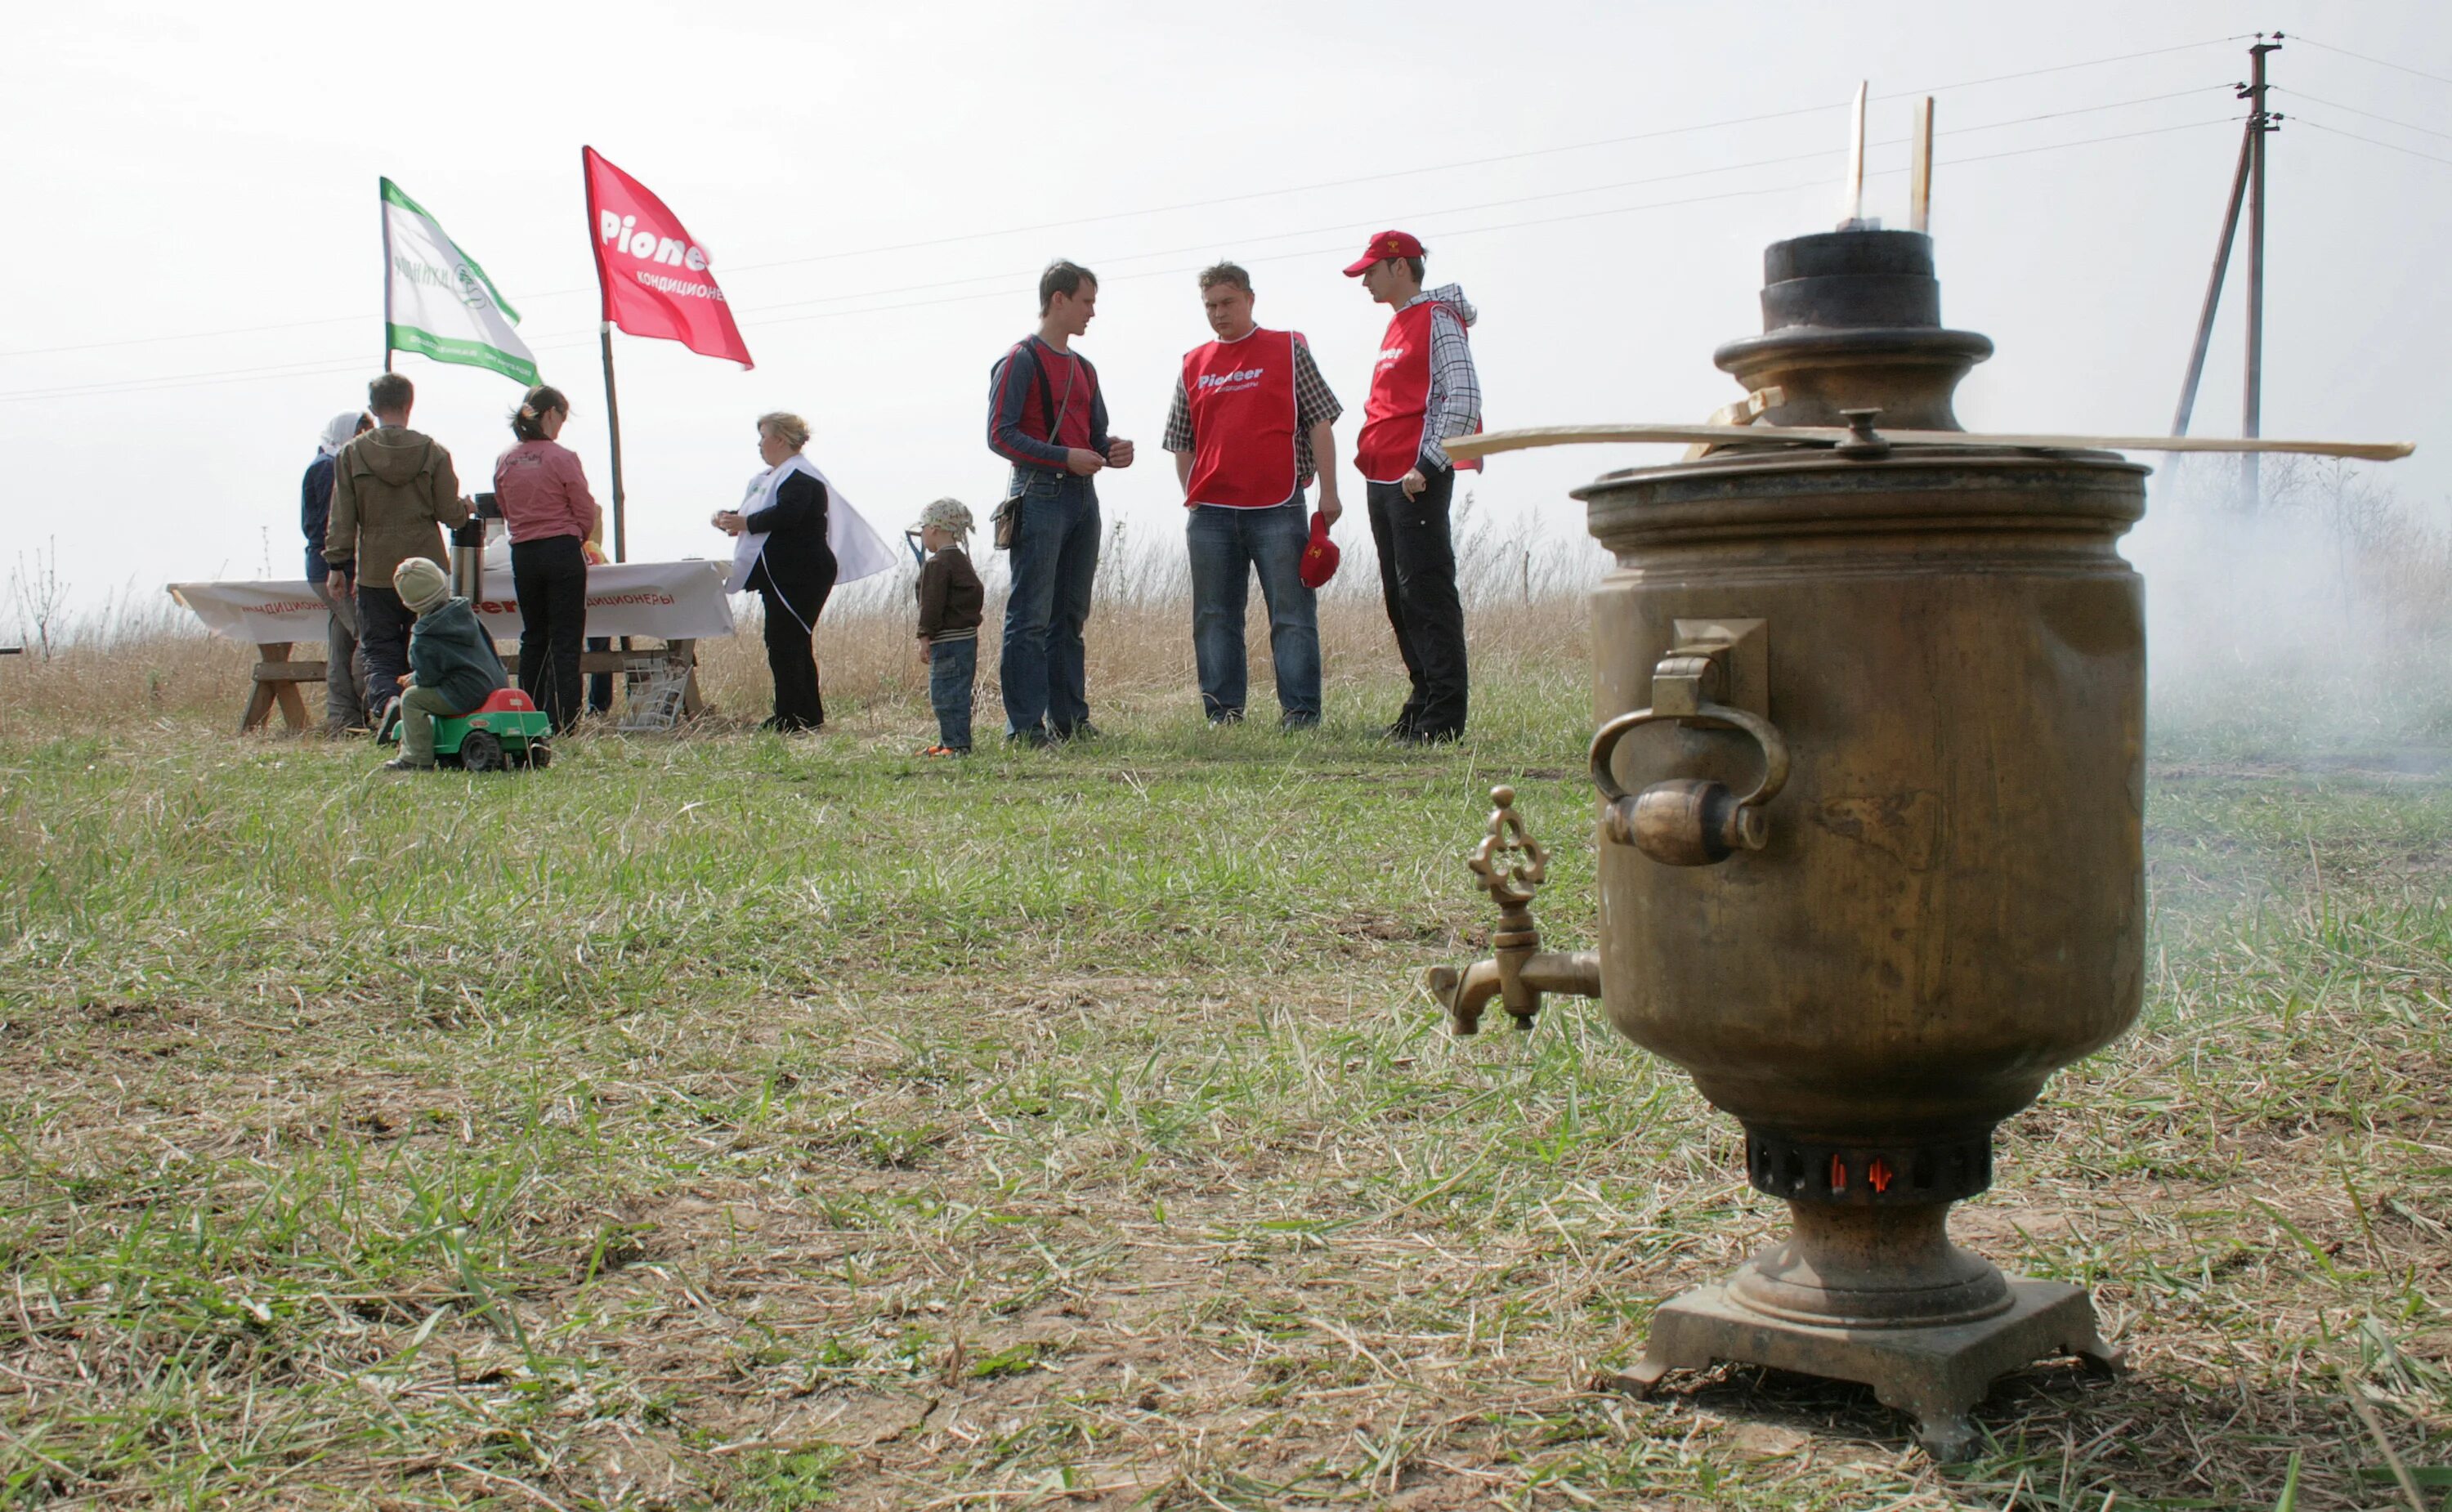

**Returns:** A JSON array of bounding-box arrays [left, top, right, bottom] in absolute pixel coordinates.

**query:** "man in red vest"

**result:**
[[1346, 230, 1480, 744], [1161, 262, 1345, 728]]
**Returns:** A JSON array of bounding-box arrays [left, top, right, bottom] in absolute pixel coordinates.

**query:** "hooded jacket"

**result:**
[[301, 454, 338, 579], [406, 597, 508, 714], [326, 427, 468, 588]]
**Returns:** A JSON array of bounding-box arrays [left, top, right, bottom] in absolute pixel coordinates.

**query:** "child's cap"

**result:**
[[911, 498, 973, 537], [393, 557, 450, 614]]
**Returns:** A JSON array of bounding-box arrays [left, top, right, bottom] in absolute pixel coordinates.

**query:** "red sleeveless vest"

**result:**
[[1355, 300, 1479, 483], [1181, 329, 1301, 508]]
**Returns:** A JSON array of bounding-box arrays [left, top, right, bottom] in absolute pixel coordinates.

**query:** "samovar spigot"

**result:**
[[1425, 786, 1601, 1034]]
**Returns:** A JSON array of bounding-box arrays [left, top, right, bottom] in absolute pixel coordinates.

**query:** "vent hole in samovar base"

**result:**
[[1783, 1148, 1805, 1194]]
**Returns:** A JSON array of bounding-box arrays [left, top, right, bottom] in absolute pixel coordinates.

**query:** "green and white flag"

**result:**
[[382, 177, 539, 385]]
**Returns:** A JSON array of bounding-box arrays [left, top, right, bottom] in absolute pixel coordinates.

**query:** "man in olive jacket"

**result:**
[[325, 372, 470, 714]]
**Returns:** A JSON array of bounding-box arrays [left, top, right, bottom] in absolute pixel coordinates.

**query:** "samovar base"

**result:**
[[1618, 1276, 2122, 1461]]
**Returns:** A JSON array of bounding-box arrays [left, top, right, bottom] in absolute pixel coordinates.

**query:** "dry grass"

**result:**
[[2, 540, 2449, 1508]]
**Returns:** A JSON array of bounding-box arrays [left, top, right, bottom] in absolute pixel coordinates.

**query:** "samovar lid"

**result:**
[[1715, 226, 1992, 433]]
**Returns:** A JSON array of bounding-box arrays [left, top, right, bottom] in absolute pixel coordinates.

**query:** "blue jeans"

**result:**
[[928, 637, 977, 750], [1000, 472, 1100, 737], [1187, 494, 1320, 724]]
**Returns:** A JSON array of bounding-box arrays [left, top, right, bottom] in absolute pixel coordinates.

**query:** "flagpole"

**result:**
[[379, 177, 393, 374], [599, 323, 628, 562], [581, 148, 629, 563]]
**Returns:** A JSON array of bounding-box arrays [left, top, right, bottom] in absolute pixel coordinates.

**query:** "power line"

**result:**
[[12, 87, 2239, 394], [1891, 35, 2253, 96], [2, 103, 1861, 364], [2290, 34, 2452, 92], [2292, 116, 2452, 168], [709, 48, 2241, 280], [738, 92, 2226, 325], [2277, 89, 2452, 143], [0, 38, 2248, 363], [739, 118, 2248, 334], [2, 115, 2243, 405], [1941, 114, 2240, 166]]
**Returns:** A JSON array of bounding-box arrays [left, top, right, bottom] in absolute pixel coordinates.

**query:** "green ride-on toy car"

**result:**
[[375, 687, 554, 771]]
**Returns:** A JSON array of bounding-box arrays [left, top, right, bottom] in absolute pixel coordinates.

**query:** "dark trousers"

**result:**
[[355, 582, 417, 714], [757, 570, 834, 730], [511, 535, 588, 734], [928, 637, 978, 750], [1366, 466, 1469, 737], [587, 637, 613, 714]]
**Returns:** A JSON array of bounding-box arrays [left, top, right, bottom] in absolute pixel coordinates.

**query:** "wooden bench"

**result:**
[[238, 640, 701, 734]]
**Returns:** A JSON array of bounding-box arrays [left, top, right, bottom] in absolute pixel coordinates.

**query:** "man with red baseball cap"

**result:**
[[1345, 230, 1481, 744], [1162, 261, 1345, 729]]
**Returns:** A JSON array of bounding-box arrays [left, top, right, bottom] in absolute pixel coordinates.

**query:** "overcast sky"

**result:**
[[6, 0, 2448, 622]]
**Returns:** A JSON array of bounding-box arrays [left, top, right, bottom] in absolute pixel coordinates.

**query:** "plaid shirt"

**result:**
[[1412, 290, 1481, 472], [1163, 329, 1342, 485]]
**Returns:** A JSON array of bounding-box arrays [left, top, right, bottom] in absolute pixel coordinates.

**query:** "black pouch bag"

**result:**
[[994, 344, 1072, 550]]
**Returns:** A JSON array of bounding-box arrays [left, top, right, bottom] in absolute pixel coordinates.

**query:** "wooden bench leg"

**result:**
[[671, 639, 703, 718], [240, 642, 325, 734], [271, 655, 311, 731], [239, 642, 287, 735]]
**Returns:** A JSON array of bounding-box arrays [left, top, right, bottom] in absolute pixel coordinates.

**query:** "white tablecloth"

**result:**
[[170, 560, 737, 643]]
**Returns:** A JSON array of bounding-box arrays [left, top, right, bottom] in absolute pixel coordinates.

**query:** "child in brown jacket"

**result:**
[[911, 499, 984, 755]]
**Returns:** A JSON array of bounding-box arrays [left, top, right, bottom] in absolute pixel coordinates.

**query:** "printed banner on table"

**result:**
[[382, 178, 540, 385], [172, 561, 738, 643], [583, 146, 754, 368]]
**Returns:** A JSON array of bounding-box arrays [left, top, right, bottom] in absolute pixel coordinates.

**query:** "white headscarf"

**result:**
[[318, 411, 366, 458]]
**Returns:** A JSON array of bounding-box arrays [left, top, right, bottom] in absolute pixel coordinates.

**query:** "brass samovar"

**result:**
[[1430, 225, 2148, 1458]]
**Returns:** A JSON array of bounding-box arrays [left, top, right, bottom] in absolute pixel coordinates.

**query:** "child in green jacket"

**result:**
[[382, 557, 508, 773]]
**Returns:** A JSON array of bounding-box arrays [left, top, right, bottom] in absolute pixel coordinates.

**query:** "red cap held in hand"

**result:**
[[1300, 510, 1341, 588], [1343, 230, 1425, 276]]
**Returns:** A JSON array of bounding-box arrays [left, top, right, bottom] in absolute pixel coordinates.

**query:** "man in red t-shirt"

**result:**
[[986, 260, 1136, 745], [1347, 230, 1481, 744], [1162, 262, 1343, 728]]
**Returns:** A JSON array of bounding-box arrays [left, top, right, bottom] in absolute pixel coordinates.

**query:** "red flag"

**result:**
[[582, 146, 754, 369]]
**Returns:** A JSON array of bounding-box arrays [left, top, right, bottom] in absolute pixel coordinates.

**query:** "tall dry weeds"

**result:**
[[2, 493, 1610, 740]]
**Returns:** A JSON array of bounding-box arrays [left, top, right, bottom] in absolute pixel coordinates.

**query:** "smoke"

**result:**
[[2128, 453, 2452, 761]]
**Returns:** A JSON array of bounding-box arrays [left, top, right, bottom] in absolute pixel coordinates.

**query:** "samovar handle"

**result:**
[[1589, 701, 1791, 866]]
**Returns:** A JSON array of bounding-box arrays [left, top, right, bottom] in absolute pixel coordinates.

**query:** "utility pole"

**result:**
[[2241, 34, 2282, 508], [2169, 34, 2284, 510]]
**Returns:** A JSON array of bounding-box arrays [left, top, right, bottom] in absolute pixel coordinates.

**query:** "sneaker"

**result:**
[[1208, 709, 1246, 727], [1051, 720, 1103, 744], [1006, 727, 1051, 749], [1391, 726, 1462, 747], [378, 758, 435, 774], [1279, 712, 1320, 731], [919, 744, 971, 758]]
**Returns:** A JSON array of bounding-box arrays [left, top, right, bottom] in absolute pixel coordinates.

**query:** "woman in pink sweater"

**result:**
[[492, 384, 602, 734]]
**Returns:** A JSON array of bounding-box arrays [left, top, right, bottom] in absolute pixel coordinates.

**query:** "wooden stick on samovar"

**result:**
[[1442, 423, 2414, 464]]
